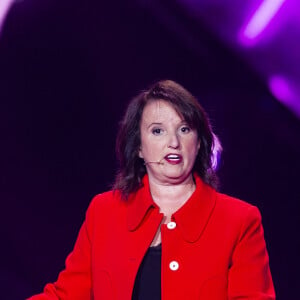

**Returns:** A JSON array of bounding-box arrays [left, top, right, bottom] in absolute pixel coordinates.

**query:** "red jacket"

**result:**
[[29, 173, 275, 299]]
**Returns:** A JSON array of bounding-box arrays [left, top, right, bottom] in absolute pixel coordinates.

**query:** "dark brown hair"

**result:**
[[114, 80, 220, 199]]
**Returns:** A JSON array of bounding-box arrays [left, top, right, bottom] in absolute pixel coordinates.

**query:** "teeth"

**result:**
[[167, 155, 180, 159]]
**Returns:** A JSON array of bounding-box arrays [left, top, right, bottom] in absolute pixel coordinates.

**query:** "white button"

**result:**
[[169, 261, 179, 271], [167, 221, 176, 229]]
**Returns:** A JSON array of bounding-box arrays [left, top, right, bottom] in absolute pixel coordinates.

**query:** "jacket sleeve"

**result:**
[[228, 205, 275, 299], [27, 198, 96, 300]]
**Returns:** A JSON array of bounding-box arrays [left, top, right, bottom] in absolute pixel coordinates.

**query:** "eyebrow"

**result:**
[[147, 122, 162, 129], [146, 120, 188, 129]]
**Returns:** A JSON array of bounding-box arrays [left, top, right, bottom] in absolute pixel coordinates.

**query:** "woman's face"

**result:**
[[139, 100, 200, 185]]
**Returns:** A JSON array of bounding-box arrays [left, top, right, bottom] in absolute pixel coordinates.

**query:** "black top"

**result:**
[[132, 244, 162, 300]]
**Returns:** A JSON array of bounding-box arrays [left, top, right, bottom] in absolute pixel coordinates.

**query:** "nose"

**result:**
[[168, 132, 180, 149]]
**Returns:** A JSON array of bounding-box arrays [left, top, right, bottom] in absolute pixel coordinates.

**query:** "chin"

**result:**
[[163, 171, 191, 182]]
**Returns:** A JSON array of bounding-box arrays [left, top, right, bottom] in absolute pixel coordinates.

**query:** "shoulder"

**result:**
[[206, 191, 265, 248], [213, 191, 262, 225], [80, 190, 128, 236], [91, 190, 122, 205], [84, 189, 127, 220], [195, 173, 261, 223]]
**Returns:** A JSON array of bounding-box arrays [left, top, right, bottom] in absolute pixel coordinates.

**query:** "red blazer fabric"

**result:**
[[29, 173, 275, 299]]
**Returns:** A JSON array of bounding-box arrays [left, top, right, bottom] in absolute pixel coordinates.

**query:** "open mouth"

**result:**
[[164, 154, 182, 164]]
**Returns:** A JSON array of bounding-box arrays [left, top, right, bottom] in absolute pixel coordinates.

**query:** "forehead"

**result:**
[[141, 100, 183, 124]]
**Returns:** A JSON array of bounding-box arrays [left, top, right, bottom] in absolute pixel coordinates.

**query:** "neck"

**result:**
[[148, 174, 196, 220]]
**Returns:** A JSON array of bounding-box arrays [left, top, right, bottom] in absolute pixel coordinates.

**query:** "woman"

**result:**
[[28, 80, 275, 299]]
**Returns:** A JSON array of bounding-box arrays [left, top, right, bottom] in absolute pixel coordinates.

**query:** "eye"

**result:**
[[152, 128, 163, 135], [180, 126, 191, 133]]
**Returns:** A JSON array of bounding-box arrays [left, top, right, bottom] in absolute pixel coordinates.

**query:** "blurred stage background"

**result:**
[[0, 0, 299, 299]]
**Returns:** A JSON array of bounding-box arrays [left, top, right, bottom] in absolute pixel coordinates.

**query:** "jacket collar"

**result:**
[[127, 175, 157, 231], [127, 173, 216, 243]]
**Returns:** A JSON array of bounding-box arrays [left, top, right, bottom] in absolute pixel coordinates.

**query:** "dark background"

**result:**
[[0, 1, 299, 299]]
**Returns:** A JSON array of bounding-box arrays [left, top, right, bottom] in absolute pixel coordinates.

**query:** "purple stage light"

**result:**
[[0, 0, 14, 34], [240, 0, 286, 45], [211, 133, 222, 171], [269, 75, 300, 118]]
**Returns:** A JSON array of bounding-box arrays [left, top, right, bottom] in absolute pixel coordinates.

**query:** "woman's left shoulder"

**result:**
[[214, 191, 261, 221]]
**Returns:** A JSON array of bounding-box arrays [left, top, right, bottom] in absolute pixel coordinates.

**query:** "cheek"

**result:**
[[188, 138, 200, 161], [139, 134, 147, 158], [188, 136, 200, 151], [139, 136, 153, 159]]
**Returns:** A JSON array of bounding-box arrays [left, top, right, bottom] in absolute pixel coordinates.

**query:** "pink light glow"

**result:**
[[0, 0, 14, 34], [240, 0, 286, 45], [269, 75, 300, 118]]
